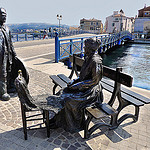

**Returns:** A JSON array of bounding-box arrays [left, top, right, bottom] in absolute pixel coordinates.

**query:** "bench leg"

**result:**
[[21, 104, 27, 140], [134, 106, 139, 122], [110, 106, 140, 129], [84, 114, 93, 139], [109, 113, 119, 130], [84, 112, 111, 139]]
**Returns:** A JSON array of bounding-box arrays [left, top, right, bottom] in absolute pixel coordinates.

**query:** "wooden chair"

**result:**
[[15, 70, 50, 140]]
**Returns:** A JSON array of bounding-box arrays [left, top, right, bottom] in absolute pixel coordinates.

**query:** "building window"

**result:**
[[115, 18, 118, 20], [96, 22, 99, 25], [91, 22, 93, 25], [90, 27, 93, 30], [112, 23, 115, 26]]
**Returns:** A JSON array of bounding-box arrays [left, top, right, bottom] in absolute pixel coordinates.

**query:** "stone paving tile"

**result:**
[[0, 66, 150, 150]]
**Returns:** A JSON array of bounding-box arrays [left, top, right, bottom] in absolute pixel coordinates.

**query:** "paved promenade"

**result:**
[[0, 34, 150, 150]]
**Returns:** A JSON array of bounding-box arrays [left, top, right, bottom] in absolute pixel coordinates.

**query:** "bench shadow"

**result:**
[[87, 117, 133, 143]]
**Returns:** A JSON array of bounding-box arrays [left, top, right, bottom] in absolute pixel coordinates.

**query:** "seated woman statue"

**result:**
[[15, 38, 103, 134], [49, 38, 103, 133]]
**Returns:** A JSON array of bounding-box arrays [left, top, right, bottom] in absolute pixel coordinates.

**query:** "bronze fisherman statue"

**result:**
[[0, 7, 17, 100]]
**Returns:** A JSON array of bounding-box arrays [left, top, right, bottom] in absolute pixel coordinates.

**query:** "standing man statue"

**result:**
[[0, 7, 17, 100]]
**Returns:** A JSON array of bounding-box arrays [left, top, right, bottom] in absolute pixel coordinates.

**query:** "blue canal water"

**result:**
[[101, 43, 150, 90]]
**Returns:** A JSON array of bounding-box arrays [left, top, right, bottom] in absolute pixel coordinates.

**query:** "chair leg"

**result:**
[[43, 110, 45, 123], [45, 110, 50, 138], [21, 103, 27, 140]]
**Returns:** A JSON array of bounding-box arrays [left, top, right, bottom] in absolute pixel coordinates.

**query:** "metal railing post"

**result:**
[[33, 33, 34, 40], [55, 32, 60, 63], [80, 38, 84, 58], [16, 34, 19, 41], [25, 33, 27, 41], [70, 39, 73, 55]]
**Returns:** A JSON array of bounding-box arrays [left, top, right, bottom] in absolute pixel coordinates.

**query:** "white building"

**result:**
[[105, 10, 134, 33], [134, 18, 150, 33], [134, 5, 150, 33]]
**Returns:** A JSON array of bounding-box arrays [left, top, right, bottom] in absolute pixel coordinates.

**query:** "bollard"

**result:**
[[67, 58, 72, 69]]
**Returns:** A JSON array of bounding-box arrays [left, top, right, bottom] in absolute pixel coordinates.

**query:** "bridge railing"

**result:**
[[54, 31, 131, 63], [11, 30, 94, 42]]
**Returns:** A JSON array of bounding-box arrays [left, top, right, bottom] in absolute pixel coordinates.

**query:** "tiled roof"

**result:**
[[80, 18, 101, 22], [139, 6, 150, 11]]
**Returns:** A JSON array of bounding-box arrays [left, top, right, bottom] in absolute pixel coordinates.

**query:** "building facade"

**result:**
[[134, 5, 150, 33], [80, 18, 103, 33], [105, 10, 134, 33]]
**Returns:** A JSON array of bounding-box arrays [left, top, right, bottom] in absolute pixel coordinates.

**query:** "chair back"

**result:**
[[15, 70, 36, 110]]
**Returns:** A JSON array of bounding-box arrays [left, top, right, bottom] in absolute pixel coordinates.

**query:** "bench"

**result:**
[[50, 54, 150, 138]]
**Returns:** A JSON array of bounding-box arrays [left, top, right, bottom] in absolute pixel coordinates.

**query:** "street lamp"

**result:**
[[57, 14, 62, 36]]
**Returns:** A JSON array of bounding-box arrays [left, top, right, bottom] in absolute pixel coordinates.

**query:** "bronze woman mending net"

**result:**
[[15, 38, 103, 133]]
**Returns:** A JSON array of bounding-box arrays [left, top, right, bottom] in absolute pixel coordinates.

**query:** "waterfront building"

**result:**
[[134, 5, 150, 35], [80, 18, 103, 34], [105, 9, 134, 33]]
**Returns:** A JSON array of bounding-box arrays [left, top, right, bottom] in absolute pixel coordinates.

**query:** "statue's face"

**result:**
[[0, 8, 7, 24]]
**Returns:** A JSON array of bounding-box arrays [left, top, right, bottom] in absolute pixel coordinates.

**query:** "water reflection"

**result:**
[[101, 44, 150, 90]]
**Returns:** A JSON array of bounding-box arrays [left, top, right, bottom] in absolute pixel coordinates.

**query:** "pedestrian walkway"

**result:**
[[0, 37, 150, 150]]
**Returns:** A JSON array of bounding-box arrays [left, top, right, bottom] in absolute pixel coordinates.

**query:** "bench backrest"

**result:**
[[69, 55, 133, 87]]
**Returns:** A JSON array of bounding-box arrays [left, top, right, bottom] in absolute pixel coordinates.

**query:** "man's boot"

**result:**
[[0, 81, 10, 101]]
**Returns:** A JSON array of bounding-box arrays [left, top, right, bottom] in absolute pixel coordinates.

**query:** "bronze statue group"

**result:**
[[0, 7, 103, 133]]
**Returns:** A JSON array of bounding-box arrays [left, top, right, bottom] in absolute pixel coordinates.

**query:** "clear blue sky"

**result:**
[[1, 0, 150, 26]]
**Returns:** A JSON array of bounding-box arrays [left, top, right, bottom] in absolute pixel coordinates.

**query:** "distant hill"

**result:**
[[7, 23, 70, 31]]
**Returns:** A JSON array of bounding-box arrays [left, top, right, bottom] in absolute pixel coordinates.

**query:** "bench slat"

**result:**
[[50, 75, 67, 88], [57, 74, 72, 84], [98, 103, 117, 115], [101, 81, 114, 93], [86, 107, 108, 119], [121, 86, 150, 104], [102, 82, 144, 106], [102, 78, 150, 104], [121, 92, 144, 106]]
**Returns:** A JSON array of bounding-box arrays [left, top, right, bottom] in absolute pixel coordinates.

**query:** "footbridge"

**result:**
[[55, 31, 132, 63]]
